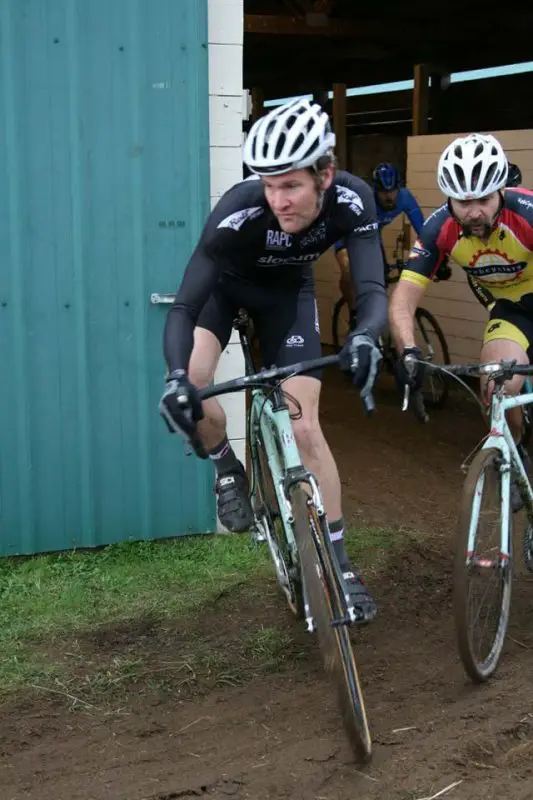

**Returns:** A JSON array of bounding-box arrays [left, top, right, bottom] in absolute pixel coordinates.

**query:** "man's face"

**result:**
[[450, 192, 501, 237], [262, 166, 334, 234], [376, 189, 398, 210]]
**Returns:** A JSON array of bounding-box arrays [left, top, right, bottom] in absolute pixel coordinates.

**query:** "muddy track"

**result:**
[[3, 372, 533, 800]]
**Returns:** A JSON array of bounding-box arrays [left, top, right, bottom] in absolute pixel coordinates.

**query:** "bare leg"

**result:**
[[282, 374, 342, 520], [480, 337, 530, 513], [187, 327, 226, 449], [479, 338, 528, 443], [188, 326, 253, 532], [282, 373, 377, 621]]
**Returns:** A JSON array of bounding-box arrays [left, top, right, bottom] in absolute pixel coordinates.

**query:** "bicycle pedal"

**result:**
[[252, 525, 267, 543]]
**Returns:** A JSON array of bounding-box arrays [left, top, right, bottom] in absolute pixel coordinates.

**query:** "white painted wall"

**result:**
[[208, 0, 246, 530]]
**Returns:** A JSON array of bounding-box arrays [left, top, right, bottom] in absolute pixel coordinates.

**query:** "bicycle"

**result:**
[[331, 262, 450, 409], [177, 310, 374, 762], [403, 359, 533, 683]]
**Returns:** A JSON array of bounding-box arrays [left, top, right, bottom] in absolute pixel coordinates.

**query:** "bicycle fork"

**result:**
[[282, 468, 358, 631]]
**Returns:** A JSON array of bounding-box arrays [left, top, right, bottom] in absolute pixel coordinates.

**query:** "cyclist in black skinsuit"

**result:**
[[159, 98, 388, 622]]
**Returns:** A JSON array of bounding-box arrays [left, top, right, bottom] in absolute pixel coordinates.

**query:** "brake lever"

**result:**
[[402, 383, 410, 412]]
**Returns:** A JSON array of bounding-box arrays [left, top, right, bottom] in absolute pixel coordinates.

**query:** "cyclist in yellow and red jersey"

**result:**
[[389, 133, 532, 511]]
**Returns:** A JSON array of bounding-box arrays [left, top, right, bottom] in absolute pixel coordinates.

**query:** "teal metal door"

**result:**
[[0, 0, 215, 555]]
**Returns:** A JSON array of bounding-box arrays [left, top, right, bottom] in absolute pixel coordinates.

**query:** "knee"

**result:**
[[188, 362, 214, 390], [482, 375, 523, 406], [186, 329, 222, 389], [188, 348, 218, 390], [292, 416, 323, 456]]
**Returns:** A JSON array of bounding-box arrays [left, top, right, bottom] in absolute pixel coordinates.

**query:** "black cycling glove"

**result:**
[[395, 346, 425, 393], [339, 329, 382, 398], [159, 370, 203, 436]]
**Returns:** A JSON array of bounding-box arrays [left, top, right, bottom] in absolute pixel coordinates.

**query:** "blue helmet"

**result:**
[[372, 162, 401, 191], [506, 161, 522, 187]]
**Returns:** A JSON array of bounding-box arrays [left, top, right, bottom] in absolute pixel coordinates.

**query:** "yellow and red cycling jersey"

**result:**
[[401, 188, 533, 306]]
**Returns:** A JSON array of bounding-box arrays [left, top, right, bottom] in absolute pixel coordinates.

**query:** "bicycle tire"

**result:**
[[521, 379, 533, 451], [250, 420, 304, 619], [454, 447, 512, 683], [415, 307, 450, 409], [291, 486, 372, 762]]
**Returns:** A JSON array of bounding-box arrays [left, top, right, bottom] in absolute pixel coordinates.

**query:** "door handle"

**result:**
[[150, 293, 175, 305]]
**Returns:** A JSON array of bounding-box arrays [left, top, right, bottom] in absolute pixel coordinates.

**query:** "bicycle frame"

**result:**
[[194, 310, 368, 627], [235, 316, 327, 631], [469, 388, 533, 562]]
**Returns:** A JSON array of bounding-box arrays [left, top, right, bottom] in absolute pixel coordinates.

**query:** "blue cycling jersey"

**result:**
[[335, 186, 423, 251]]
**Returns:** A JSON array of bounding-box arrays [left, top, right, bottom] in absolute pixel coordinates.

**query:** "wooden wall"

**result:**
[[316, 133, 408, 346]]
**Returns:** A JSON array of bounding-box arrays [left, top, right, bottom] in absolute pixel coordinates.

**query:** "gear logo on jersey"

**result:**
[[218, 206, 264, 231], [266, 229, 293, 249], [466, 248, 527, 286], [335, 185, 364, 216]]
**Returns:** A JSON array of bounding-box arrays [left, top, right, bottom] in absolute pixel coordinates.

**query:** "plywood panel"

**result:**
[[445, 335, 484, 362], [421, 296, 488, 324], [408, 130, 533, 157], [429, 315, 485, 342]]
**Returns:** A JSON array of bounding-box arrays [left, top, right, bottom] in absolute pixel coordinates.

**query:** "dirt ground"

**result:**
[[3, 368, 533, 800]]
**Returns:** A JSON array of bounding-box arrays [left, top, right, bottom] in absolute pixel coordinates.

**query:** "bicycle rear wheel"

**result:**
[[291, 486, 372, 761], [414, 307, 450, 409], [454, 447, 512, 682]]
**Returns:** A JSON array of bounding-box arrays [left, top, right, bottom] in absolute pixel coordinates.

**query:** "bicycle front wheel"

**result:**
[[291, 487, 372, 762], [251, 425, 304, 619], [414, 307, 450, 409], [454, 447, 512, 682]]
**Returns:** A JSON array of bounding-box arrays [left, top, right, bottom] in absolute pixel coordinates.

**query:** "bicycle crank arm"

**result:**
[[330, 614, 353, 628]]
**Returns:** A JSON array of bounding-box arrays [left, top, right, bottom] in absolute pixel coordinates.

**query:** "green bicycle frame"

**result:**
[[469, 388, 533, 563], [249, 380, 324, 533]]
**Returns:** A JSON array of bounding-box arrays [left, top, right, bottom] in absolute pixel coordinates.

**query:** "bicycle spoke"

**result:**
[[454, 448, 512, 682]]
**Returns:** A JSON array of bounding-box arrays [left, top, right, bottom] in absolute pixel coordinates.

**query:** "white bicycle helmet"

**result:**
[[243, 98, 336, 176], [437, 133, 508, 200]]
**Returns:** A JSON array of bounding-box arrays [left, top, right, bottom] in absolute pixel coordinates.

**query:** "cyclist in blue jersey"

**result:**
[[336, 163, 424, 318], [369, 161, 424, 235]]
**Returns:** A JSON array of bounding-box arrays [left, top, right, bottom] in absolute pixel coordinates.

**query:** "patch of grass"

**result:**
[[0, 535, 271, 693], [242, 626, 298, 670], [0, 536, 270, 639], [1, 642, 62, 691], [0, 524, 419, 698], [346, 524, 421, 573]]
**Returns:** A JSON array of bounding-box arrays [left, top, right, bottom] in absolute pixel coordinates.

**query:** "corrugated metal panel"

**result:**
[[0, 0, 215, 555]]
